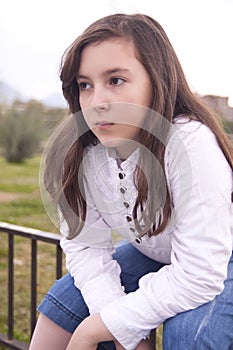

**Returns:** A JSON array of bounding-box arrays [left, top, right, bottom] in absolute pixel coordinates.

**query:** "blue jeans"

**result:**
[[38, 242, 233, 349]]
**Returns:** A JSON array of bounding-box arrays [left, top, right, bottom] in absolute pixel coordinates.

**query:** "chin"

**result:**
[[100, 139, 122, 149]]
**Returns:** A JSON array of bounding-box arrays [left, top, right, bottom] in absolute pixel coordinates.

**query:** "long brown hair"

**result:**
[[44, 13, 233, 238]]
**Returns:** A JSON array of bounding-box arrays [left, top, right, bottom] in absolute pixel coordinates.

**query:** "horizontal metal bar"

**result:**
[[0, 221, 61, 244], [0, 333, 29, 350]]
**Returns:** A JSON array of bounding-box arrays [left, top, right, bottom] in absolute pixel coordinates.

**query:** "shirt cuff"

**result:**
[[81, 273, 126, 314], [100, 289, 157, 350]]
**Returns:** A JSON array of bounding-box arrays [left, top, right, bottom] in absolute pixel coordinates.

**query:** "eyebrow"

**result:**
[[77, 68, 130, 80]]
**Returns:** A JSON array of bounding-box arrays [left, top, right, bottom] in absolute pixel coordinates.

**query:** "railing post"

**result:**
[[30, 239, 37, 337], [8, 233, 14, 341], [56, 244, 63, 279], [149, 329, 157, 349]]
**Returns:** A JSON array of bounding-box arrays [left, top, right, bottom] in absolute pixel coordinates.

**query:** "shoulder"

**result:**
[[172, 116, 214, 139], [165, 115, 232, 180], [168, 116, 218, 152]]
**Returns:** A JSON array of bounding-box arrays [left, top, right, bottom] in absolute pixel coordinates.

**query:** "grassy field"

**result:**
[[0, 156, 162, 349], [0, 156, 58, 231], [0, 156, 63, 349]]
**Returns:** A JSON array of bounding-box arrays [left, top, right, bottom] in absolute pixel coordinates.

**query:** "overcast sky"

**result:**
[[0, 0, 232, 106]]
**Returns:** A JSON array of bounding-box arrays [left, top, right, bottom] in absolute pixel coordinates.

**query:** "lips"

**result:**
[[96, 121, 114, 126], [95, 121, 115, 130]]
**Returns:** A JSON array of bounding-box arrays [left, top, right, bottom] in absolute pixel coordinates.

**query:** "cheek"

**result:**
[[121, 104, 148, 128], [79, 91, 94, 111], [142, 86, 153, 108], [81, 109, 94, 128], [79, 95, 87, 110]]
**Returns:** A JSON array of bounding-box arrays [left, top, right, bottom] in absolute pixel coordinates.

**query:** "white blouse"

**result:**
[[60, 119, 233, 350]]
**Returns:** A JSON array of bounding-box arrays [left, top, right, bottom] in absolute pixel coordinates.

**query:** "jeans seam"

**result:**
[[45, 293, 84, 322]]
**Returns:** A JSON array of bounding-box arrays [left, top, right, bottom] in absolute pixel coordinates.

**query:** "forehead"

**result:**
[[78, 38, 139, 72]]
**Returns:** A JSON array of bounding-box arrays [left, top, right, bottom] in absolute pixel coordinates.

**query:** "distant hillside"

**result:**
[[0, 81, 25, 104], [41, 92, 67, 108], [0, 81, 67, 108]]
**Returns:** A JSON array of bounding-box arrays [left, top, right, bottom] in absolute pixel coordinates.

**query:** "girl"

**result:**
[[30, 14, 233, 350]]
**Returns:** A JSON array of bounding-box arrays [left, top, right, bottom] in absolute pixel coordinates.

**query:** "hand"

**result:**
[[66, 313, 115, 350]]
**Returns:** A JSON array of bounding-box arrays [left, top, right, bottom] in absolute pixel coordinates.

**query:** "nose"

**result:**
[[91, 86, 110, 112], [95, 103, 110, 112]]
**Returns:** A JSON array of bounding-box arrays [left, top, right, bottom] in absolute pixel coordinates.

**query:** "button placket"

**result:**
[[123, 201, 130, 209], [126, 214, 132, 222], [117, 170, 137, 240], [118, 171, 126, 180], [119, 186, 127, 194]]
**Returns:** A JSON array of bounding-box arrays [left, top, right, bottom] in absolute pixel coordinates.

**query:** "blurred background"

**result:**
[[0, 0, 233, 106], [0, 0, 232, 349]]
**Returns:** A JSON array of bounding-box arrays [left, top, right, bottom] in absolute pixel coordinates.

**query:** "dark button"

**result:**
[[123, 201, 129, 208], [120, 186, 127, 194], [130, 227, 135, 232], [135, 237, 142, 243], [126, 215, 132, 222], [118, 172, 126, 180]]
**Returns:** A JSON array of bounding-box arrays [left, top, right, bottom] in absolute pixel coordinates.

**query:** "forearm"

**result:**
[[66, 314, 114, 350], [67, 337, 154, 350], [66, 314, 155, 350]]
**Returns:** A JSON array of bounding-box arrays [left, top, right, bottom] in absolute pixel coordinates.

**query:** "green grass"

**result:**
[[0, 156, 57, 232], [0, 157, 40, 193], [0, 234, 64, 348], [0, 155, 163, 349], [0, 197, 55, 231], [0, 155, 61, 349]]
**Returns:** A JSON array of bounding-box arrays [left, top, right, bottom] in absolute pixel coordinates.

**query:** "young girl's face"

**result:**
[[77, 38, 153, 158]]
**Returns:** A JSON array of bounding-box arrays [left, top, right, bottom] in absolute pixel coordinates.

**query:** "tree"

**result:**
[[0, 100, 43, 162], [222, 119, 233, 135]]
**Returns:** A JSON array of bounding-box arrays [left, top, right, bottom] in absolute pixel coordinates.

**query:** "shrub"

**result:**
[[222, 119, 233, 135], [0, 101, 43, 163]]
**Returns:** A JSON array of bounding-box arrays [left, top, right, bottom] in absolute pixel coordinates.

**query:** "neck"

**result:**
[[115, 140, 139, 159]]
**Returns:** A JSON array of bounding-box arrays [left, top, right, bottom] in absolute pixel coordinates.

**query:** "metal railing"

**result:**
[[0, 222, 63, 350], [0, 221, 157, 349]]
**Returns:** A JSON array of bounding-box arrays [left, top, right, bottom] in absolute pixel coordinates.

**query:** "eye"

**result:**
[[110, 77, 125, 86], [78, 82, 91, 91]]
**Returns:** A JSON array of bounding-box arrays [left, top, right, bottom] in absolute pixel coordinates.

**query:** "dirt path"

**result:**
[[0, 192, 24, 203]]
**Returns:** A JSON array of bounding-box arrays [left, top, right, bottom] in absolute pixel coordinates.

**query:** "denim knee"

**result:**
[[163, 298, 233, 350]]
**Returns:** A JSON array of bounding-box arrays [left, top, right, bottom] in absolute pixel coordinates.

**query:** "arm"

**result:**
[[60, 146, 127, 314], [60, 190, 125, 314], [66, 314, 154, 350], [99, 122, 233, 349]]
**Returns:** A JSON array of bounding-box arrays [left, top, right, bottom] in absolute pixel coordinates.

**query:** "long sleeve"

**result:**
[[60, 180, 125, 315], [100, 121, 233, 349]]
